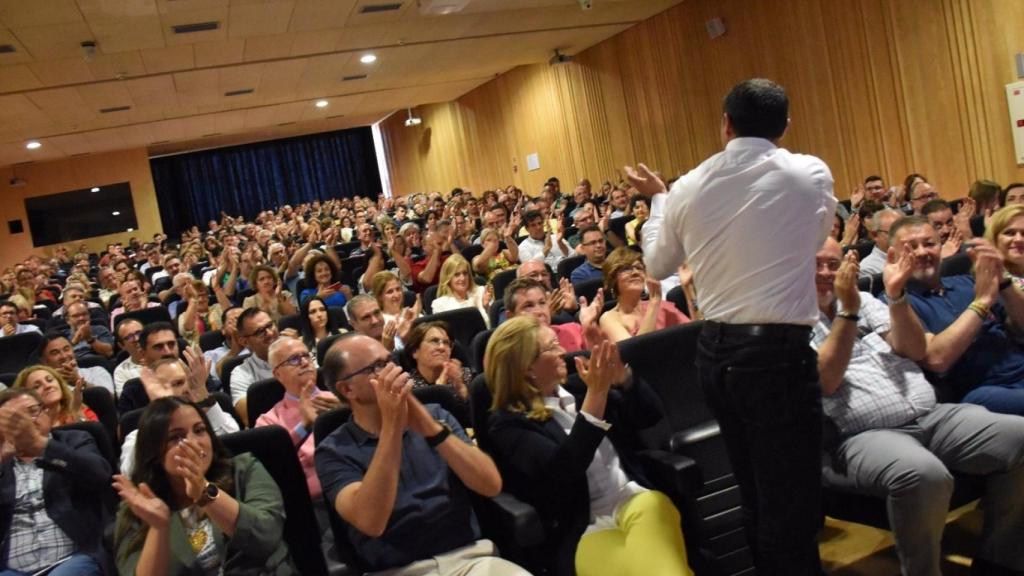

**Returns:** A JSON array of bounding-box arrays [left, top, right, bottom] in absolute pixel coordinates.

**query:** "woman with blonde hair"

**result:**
[[13, 364, 98, 426], [430, 254, 491, 326], [484, 316, 693, 576], [985, 203, 1024, 290], [599, 248, 688, 342]]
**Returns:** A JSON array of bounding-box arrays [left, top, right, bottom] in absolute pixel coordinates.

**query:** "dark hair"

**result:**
[[629, 195, 650, 212], [220, 305, 240, 327], [722, 78, 789, 140], [0, 387, 42, 408], [889, 215, 932, 242], [114, 316, 144, 342], [902, 173, 927, 198], [522, 210, 543, 225], [864, 175, 884, 184], [920, 199, 951, 217], [401, 321, 451, 367], [118, 397, 235, 552], [298, 295, 340, 351], [36, 332, 70, 363], [237, 307, 265, 335], [1001, 182, 1024, 206], [0, 300, 16, 314], [504, 277, 546, 314], [140, 321, 176, 350], [579, 224, 603, 241], [303, 254, 339, 291], [969, 179, 1001, 207]]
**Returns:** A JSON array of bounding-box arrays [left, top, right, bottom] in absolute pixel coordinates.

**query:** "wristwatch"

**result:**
[[425, 421, 452, 448], [196, 481, 220, 507]]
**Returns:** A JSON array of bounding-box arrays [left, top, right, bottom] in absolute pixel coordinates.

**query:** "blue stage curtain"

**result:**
[[151, 127, 382, 238]]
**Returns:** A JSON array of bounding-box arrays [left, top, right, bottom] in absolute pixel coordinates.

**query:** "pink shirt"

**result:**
[[551, 322, 587, 353], [255, 393, 321, 498], [627, 300, 689, 336]]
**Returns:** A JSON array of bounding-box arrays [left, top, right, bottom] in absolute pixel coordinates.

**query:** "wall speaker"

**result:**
[[706, 17, 726, 39], [8, 220, 23, 234]]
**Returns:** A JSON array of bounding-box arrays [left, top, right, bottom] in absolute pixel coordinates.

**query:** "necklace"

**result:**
[[180, 507, 208, 554]]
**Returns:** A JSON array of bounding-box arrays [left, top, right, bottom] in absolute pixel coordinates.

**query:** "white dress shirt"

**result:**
[[229, 354, 273, 404], [643, 137, 836, 326], [113, 357, 143, 397], [518, 236, 568, 269]]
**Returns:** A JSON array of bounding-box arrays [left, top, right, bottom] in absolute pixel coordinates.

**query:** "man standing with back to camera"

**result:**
[[626, 78, 836, 575]]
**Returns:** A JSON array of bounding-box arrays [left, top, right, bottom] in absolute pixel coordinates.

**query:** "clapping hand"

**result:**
[[371, 363, 410, 431], [575, 340, 628, 394], [883, 245, 913, 299], [940, 226, 963, 259], [623, 164, 667, 198], [113, 475, 170, 531], [834, 250, 861, 314]]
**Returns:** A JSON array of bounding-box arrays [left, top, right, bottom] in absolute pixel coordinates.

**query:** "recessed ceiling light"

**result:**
[[360, 54, 377, 64], [315, 100, 329, 108], [126, 227, 134, 232], [112, 211, 120, 216], [25, 141, 41, 150], [91, 187, 100, 192]]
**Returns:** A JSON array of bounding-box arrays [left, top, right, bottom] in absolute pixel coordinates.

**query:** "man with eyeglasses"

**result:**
[[257, 337, 341, 567], [117, 321, 221, 412], [0, 300, 39, 337], [812, 236, 1024, 576], [315, 335, 529, 576], [517, 260, 579, 320], [859, 209, 904, 279], [230, 308, 279, 421], [119, 357, 238, 476], [62, 301, 114, 361], [113, 318, 145, 397], [909, 181, 940, 215], [570, 226, 607, 284], [0, 388, 110, 575]]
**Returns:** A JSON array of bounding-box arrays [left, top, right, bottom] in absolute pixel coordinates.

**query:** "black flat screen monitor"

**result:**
[[25, 182, 138, 247]]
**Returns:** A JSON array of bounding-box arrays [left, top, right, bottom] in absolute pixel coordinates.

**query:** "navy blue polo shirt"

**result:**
[[314, 404, 480, 571], [902, 275, 1024, 396]]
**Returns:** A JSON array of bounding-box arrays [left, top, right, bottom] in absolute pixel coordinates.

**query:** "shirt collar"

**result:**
[[724, 137, 778, 152], [541, 386, 576, 413]]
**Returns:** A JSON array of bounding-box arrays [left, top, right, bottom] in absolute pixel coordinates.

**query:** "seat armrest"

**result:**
[[638, 448, 702, 495], [477, 492, 545, 548], [668, 421, 721, 453]]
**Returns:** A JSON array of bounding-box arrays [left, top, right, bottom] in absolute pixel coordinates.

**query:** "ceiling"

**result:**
[[0, 0, 682, 168]]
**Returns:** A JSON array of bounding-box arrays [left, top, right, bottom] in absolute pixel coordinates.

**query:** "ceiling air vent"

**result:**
[[360, 3, 403, 14], [327, 114, 345, 119], [99, 105, 131, 113], [201, 132, 222, 138], [149, 140, 171, 145], [224, 88, 254, 97], [343, 74, 368, 81], [277, 121, 296, 127], [172, 21, 220, 34], [0, 45, 16, 54]]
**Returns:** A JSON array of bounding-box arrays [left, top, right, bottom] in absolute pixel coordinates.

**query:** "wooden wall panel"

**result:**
[[0, 147, 163, 268], [381, 0, 1024, 199]]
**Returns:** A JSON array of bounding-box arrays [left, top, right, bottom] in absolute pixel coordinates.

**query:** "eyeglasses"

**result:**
[[26, 404, 44, 420], [121, 330, 142, 343], [338, 358, 390, 381], [581, 239, 604, 247], [816, 260, 842, 271], [275, 352, 312, 370], [537, 338, 562, 356], [912, 192, 938, 202], [246, 322, 276, 338], [617, 263, 646, 275], [424, 337, 451, 348]]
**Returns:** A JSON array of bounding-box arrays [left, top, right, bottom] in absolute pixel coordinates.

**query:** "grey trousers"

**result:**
[[823, 403, 1024, 576], [367, 540, 531, 576]]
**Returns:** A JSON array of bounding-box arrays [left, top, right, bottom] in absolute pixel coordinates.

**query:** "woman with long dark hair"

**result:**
[[298, 295, 343, 367], [113, 397, 296, 575]]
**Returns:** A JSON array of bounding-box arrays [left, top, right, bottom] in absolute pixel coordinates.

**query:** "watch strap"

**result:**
[[425, 421, 452, 448]]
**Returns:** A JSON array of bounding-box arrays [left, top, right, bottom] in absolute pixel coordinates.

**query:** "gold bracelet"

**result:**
[[967, 301, 989, 319]]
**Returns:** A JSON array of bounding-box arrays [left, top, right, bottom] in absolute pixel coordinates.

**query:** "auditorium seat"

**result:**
[[470, 328, 494, 374], [490, 268, 518, 301], [112, 305, 172, 333], [199, 330, 224, 352], [571, 277, 603, 305], [82, 386, 118, 454], [556, 254, 585, 281], [0, 332, 43, 374], [221, 426, 328, 576], [412, 308, 487, 354], [665, 286, 689, 317], [246, 378, 285, 425], [278, 313, 301, 333], [317, 333, 343, 365], [618, 321, 754, 576], [421, 284, 439, 315], [221, 353, 251, 398]]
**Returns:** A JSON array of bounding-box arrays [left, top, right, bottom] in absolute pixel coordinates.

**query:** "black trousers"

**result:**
[[697, 321, 824, 576]]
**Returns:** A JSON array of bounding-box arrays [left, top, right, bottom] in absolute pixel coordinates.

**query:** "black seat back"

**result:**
[[490, 269, 518, 301], [470, 329, 494, 375], [221, 353, 251, 397], [412, 308, 487, 354], [221, 427, 327, 576], [113, 306, 173, 333], [246, 378, 285, 426], [571, 278, 603, 305], [556, 254, 585, 281], [421, 284, 439, 315], [82, 387, 118, 457], [199, 330, 225, 352], [0, 332, 44, 374]]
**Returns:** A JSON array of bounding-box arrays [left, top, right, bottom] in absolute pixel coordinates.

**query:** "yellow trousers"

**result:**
[[575, 490, 694, 576]]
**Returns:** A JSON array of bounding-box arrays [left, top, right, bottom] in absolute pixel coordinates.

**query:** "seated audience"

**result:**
[[50, 283, 102, 319], [599, 248, 688, 342], [298, 295, 343, 366], [920, 199, 962, 259], [230, 308, 279, 418], [0, 300, 40, 337], [1001, 182, 1024, 207], [206, 307, 246, 380], [516, 259, 578, 318], [372, 271, 414, 326], [813, 236, 1024, 576], [484, 316, 693, 576], [518, 209, 570, 269], [120, 357, 238, 475], [624, 196, 649, 246], [62, 301, 114, 360], [243, 265, 297, 323], [315, 334, 528, 575], [113, 318, 146, 397], [13, 364, 98, 425], [401, 321, 472, 400], [0, 388, 110, 575], [408, 229, 453, 293], [890, 216, 1024, 415], [298, 253, 350, 309], [113, 396, 295, 574], [570, 226, 607, 284], [109, 279, 160, 329], [38, 333, 114, 395], [908, 181, 939, 215], [431, 255, 491, 326], [471, 227, 519, 280]]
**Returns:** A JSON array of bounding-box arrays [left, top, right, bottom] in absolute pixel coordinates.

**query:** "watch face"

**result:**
[[206, 483, 219, 498]]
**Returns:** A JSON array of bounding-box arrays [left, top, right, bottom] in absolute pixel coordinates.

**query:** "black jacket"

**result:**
[[487, 378, 662, 576]]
